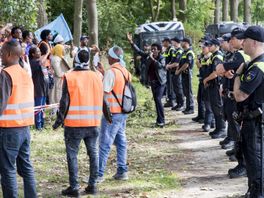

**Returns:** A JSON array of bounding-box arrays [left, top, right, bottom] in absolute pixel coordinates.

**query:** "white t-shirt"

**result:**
[[103, 69, 115, 93]]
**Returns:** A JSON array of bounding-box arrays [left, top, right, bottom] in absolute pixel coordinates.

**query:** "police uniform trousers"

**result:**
[[241, 119, 263, 197], [182, 70, 194, 110], [197, 80, 205, 119], [166, 71, 176, 102], [203, 87, 214, 126], [172, 73, 184, 107], [208, 83, 226, 132]]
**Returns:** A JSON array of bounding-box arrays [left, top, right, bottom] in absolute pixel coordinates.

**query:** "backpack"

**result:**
[[111, 67, 137, 114]]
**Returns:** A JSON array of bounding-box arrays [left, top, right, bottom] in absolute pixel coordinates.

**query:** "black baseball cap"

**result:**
[[171, 37, 181, 43], [80, 35, 89, 41], [162, 37, 171, 43], [205, 38, 220, 46], [240, 26, 264, 42], [231, 27, 245, 39], [182, 37, 192, 45], [222, 33, 231, 42]]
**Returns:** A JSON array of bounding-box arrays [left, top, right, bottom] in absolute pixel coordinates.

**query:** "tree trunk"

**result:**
[[86, 0, 98, 46], [37, 0, 48, 28], [244, 0, 251, 23], [230, 0, 238, 22], [179, 0, 187, 22], [222, 0, 229, 21], [172, 0, 177, 21], [214, 0, 221, 24], [149, 0, 161, 22], [73, 0, 83, 46]]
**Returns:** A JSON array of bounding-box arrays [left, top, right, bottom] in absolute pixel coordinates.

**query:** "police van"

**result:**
[[205, 21, 248, 38], [134, 21, 185, 49]]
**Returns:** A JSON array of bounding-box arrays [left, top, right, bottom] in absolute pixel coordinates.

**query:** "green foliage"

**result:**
[[0, 0, 38, 30], [252, 0, 264, 25]]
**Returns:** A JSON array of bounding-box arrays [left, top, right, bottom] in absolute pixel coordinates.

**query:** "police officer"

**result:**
[[162, 37, 177, 108], [176, 37, 195, 114], [232, 26, 264, 198], [203, 38, 226, 139], [166, 37, 184, 111], [197, 41, 214, 132]]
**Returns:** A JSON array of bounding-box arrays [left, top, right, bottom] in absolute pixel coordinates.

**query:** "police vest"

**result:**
[[238, 50, 250, 62], [105, 63, 132, 114], [0, 64, 34, 127], [180, 49, 195, 69], [38, 41, 52, 68], [64, 70, 103, 127], [163, 46, 175, 64]]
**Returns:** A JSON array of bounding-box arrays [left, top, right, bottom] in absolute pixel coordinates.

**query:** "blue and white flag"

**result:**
[[34, 14, 73, 43]]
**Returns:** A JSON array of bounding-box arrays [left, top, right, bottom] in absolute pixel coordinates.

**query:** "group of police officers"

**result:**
[[160, 25, 264, 197]]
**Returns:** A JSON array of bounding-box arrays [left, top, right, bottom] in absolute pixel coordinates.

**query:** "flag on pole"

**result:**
[[34, 14, 73, 43]]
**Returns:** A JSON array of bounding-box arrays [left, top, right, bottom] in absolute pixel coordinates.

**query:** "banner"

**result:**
[[34, 14, 73, 43]]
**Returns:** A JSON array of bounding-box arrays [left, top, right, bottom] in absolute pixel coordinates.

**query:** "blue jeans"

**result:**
[[0, 127, 37, 198], [34, 96, 46, 129], [99, 114, 128, 177], [64, 127, 99, 188], [150, 80, 166, 124]]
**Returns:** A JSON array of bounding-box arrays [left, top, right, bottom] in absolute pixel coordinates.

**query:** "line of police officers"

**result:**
[[161, 25, 264, 197]]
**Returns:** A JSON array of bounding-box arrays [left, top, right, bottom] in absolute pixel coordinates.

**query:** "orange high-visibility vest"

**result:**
[[38, 41, 52, 68], [64, 70, 103, 127], [105, 63, 132, 114], [0, 64, 34, 127]]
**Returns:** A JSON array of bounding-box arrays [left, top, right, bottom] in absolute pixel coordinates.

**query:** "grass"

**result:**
[[10, 79, 183, 198]]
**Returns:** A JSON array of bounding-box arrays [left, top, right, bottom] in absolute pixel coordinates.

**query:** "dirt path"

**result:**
[[163, 109, 247, 198]]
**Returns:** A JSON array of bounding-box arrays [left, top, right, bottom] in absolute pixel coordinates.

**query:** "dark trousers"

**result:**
[[241, 120, 263, 197], [64, 127, 99, 188], [182, 71, 194, 110], [166, 71, 176, 101], [150, 80, 166, 124], [34, 96, 46, 129], [0, 127, 37, 198], [203, 88, 214, 125], [223, 97, 240, 141], [208, 84, 226, 132], [172, 74, 184, 106], [197, 81, 205, 118]]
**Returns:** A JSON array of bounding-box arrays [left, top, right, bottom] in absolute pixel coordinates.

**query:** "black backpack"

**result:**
[[111, 67, 137, 114]]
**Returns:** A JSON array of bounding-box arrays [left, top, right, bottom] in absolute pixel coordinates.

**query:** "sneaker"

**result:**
[[164, 101, 172, 108], [175, 105, 185, 111], [221, 141, 235, 150], [219, 137, 230, 145], [155, 122, 165, 128], [183, 109, 194, 115], [228, 164, 247, 178], [112, 172, 128, 181], [85, 185, 97, 195], [202, 124, 210, 132], [96, 176, 105, 183], [226, 149, 235, 156], [211, 131, 226, 139], [229, 154, 237, 162], [61, 186, 79, 197]]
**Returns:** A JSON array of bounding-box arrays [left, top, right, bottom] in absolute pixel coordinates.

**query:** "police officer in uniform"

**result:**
[[233, 26, 264, 198], [162, 38, 177, 108], [166, 37, 184, 111], [203, 38, 226, 139], [216, 28, 250, 178], [197, 41, 214, 132], [176, 37, 195, 114]]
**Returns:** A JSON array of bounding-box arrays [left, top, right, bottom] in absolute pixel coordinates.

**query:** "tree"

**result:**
[[244, 0, 251, 23], [179, 0, 187, 22], [37, 0, 48, 28], [222, 0, 229, 21], [171, 0, 177, 21], [86, 0, 98, 46], [230, 0, 239, 22], [149, 0, 161, 22], [73, 0, 83, 46], [214, 0, 221, 24]]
